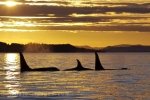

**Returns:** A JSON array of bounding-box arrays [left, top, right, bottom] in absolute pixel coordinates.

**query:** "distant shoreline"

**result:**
[[0, 42, 150, 53]]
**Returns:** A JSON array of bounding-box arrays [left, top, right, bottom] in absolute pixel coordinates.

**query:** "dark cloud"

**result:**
[[1, 24, 150, 32], [0, 2, 150, 32], [0, 3, 149, 16]]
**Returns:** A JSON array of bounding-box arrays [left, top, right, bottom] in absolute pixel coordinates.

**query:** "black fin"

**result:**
[[95, 52, 104, 70], [76, 59, 83, 69], [20, 53, 31, 72]]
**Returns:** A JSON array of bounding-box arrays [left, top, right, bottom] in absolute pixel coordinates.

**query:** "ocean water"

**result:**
[[0, 53, 150, 100]]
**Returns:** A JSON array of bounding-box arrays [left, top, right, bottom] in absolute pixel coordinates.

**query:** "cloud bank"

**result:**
[[0, 0, 150, 32]]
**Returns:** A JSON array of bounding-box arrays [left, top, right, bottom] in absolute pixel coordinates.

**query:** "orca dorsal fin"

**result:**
[[20, 53, 31, 72], [76, 59, 84, 69], [95, 52, 104, 70]]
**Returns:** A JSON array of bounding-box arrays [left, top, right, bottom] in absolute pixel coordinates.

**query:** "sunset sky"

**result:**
[[0, 0, 150, 47]]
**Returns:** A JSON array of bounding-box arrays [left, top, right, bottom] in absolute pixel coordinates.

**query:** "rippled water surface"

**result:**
[[0, 53, 150, 100]]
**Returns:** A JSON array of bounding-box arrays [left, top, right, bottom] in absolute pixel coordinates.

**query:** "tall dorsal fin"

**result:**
[[76, 59, 84, 69], [95, 52, 104, 70], [19, 53, 31, 72]]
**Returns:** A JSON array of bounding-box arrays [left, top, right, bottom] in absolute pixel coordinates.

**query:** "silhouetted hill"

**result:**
[[101, 45, 150, 52], [0, 42, 150, 52], [0, 42, 94, 53]]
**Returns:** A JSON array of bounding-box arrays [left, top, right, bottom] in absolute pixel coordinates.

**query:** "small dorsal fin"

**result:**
[[95, 52, 104, 70], [20, 53, 31, 72], [76, 59, 84, 69]]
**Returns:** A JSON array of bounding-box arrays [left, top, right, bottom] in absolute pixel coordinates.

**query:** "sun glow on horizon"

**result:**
[[5, 1, 17, 7]]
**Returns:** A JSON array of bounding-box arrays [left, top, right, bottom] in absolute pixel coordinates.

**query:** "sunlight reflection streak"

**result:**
[[4, 53, 20, 97]]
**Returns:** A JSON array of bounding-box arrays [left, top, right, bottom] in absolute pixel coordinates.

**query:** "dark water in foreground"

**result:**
[[0, 53, 150, 100]]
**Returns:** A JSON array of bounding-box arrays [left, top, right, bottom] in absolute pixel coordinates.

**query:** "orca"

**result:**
[[95, 52, 128, 70], [64, 59, 92, 71], [20, 53, 59, 72], [95, 52, 105, 70]]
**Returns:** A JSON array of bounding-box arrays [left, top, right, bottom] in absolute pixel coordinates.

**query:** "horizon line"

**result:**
[[0, 41, 150, 48]]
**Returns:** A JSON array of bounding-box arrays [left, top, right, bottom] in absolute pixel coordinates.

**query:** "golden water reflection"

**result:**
[[4, 53, 20, 97]]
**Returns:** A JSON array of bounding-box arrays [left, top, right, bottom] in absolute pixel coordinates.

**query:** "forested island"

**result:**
[[0, 42, 150, 52]]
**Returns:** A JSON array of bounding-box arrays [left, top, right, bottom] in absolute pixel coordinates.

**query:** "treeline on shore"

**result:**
[[0, 42, 95, 52], [0, 42, 150, 52]]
